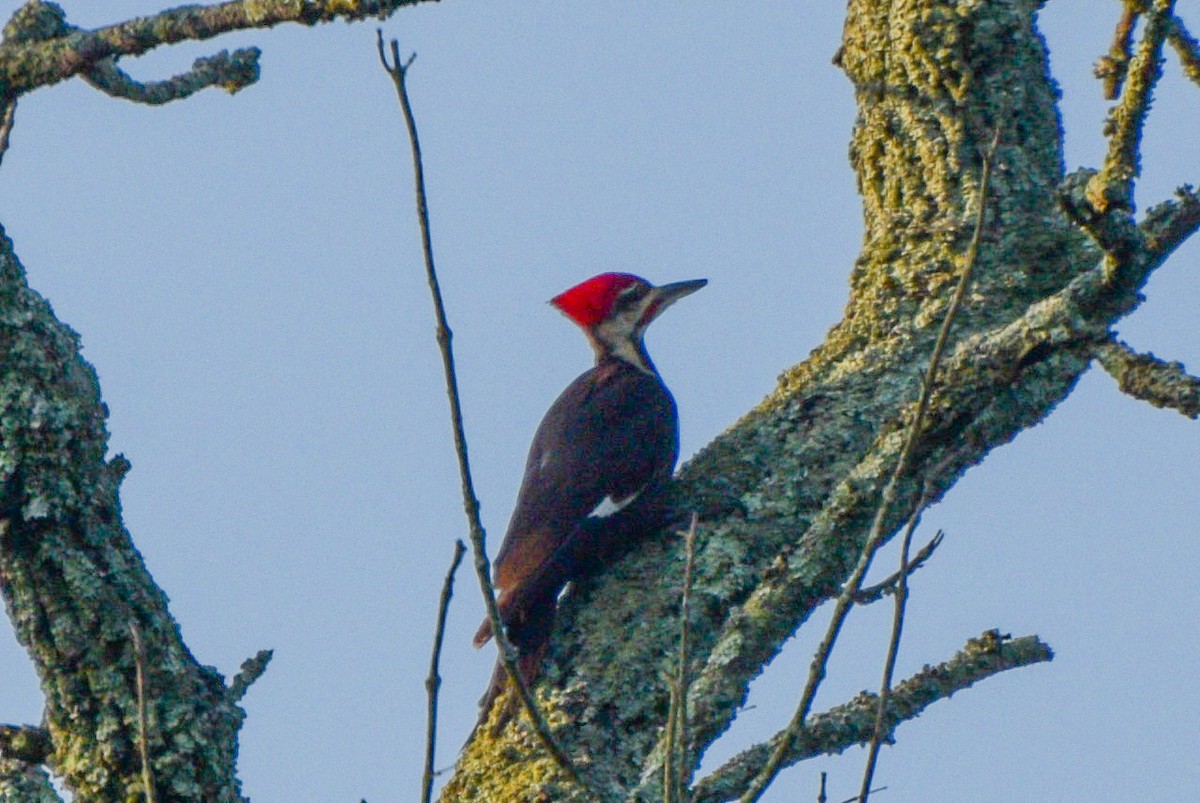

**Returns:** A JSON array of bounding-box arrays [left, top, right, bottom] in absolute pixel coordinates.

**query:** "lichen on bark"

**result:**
[[0, 226, 250, 800], [443, 1, 1175, 800]]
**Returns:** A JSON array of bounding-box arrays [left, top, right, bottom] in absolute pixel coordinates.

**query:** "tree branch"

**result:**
[[0, 224, 255, 799], [1122, 0, 1200, 89], [0, 97, 15, 169], [422, 540, 465, 803], [82, 48, 261, 103], [1095, 337, 1200, 419], [739, 129, 1000, 803], [663, 515, 699, 803], [128, 622, 158, 803], [0, 0, 427, 98], [1094, 2, 1136, 101], [693, 632, 1054, 803], [227, 650, 274, 705], [1086, 0, 1173, 219], [1139, 184, 1200, 265], [852, 531, 943, 605], [859, 516, 937, 802], [430, 2, 1197, 797], [376, 33, 611, 802]]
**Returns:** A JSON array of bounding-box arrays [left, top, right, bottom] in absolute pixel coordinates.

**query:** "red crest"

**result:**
[[550, 273, 647, 327]]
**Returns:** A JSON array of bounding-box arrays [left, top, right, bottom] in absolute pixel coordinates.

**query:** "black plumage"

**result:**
[[471, 273, 704, 733]]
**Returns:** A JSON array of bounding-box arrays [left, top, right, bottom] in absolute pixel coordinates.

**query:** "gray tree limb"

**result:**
[[0, 1, 436, 799], [444, 1, 1196, 799], [691, 632, 1053, 803]]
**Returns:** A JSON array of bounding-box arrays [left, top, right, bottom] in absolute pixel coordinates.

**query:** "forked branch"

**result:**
[[737, 129, 1002, 803], [0, 0, 425, 98], [695, 632, 1053, 803]]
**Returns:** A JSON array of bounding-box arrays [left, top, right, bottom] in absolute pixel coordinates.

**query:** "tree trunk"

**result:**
[[443, 0, 1194, 799], [0, 0, 1193, 800], [0, 226, 253, 799]]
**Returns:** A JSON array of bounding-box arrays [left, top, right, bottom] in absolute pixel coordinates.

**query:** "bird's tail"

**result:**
[[469, 642, 548, 741], [472, 615, 494, 648], [469, 589, 556, 742]]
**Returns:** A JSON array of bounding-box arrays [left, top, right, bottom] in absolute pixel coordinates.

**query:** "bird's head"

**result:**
[[550, 273, 706, 373]]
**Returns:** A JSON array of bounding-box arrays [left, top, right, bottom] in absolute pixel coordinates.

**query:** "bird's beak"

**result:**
[[652, 278, 707, 310]]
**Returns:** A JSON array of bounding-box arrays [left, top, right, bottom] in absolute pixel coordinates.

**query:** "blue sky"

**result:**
[[0, 2, 1197, 801]]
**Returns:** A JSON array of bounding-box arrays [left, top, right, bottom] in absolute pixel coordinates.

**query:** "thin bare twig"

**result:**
[[695, 633, 1052, 803], [422, 539, 466, 803], [858, 508, 938, 803], [852, 531, 943, 604], [128, 622, 157, 803], [855, 135, 1003, 803], [376, 31, 605, 800], [738, 130, 1000, 803], [664, 514, 699, 802], [839, 789, 885, 803], [817, 772, 826, 803]]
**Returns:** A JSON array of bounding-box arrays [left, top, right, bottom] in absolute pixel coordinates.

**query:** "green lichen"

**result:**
[[0, 225, 251, 800], [445, 1, 1118, 798]]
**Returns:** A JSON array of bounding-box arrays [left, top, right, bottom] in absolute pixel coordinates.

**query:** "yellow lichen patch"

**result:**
[[442, 688, 584, 803]]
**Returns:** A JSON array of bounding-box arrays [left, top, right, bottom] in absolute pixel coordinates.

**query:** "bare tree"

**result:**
[[0, 1, 1195, 802]]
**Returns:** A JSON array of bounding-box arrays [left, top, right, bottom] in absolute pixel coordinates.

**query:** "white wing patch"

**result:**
[[588, 489, 642, 519]]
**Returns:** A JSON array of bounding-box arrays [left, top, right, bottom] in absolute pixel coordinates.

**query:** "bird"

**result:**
[[472, 271, 706, 734]]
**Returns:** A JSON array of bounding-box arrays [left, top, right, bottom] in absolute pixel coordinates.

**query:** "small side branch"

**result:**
[[737, 130, 1001, 803], [1087, 0, 1174, 217], [1094, 3, 1137, 100], [227, 649, 274, 703], [0, 96, 16, 169], [1125, 0, 1200, 88], [664, 514, 699, 803], [1139, 184, 1200, 265], [852, 531, 943, 605], [422, 540, 466, 803], [0, 0, 425, 97], [376, 32, 609, 801], [82, 49, 262, 104], [1166, 13, 1200, 86], [694, 632, 1054, 803], [858, 509, 937, 803], [1095, 337, 1200, 419]]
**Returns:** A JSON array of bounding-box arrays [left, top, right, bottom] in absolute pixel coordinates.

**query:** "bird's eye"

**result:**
[[615, 284, 648, 309]]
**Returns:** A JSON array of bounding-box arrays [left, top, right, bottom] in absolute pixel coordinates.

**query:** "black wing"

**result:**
[[492, 358, 679, 596]]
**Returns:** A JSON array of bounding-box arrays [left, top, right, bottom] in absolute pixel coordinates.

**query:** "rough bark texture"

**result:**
[[0, 757, 60, 802], [0, 2, 418, 799], [0, 226, 251, 800], [444, 0, 1192, 799], [0, 0, 1193, 800]]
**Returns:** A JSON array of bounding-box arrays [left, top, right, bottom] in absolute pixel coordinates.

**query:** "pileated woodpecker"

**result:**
[[473, 272, 706, 731]]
